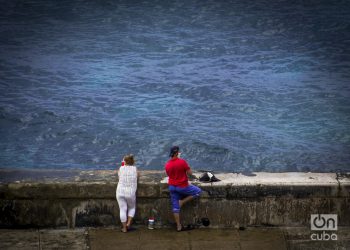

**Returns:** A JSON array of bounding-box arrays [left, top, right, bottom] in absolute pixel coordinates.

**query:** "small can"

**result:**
[[121, 160, 125, 166], [148, 218, 155, 230]]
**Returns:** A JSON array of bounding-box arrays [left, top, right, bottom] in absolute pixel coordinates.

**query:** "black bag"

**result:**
[[199, 172, 220, 182]]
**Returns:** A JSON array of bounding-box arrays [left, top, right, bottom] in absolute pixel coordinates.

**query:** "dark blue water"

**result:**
[[0, 0, 350, 172]]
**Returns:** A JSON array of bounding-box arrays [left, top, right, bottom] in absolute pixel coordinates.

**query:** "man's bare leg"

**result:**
[[173, 213, 181, 231], [179, 195, 194, 208]]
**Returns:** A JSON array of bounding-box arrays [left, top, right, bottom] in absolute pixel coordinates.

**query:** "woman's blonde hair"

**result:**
[[123, 154, 135, 166]]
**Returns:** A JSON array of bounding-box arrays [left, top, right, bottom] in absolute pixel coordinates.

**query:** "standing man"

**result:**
[[165, 146, 201, 231]]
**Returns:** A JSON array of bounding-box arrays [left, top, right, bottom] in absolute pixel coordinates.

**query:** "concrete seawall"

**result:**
[[0, 169, 349, 228]]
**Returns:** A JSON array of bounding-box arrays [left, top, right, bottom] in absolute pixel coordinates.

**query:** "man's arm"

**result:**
[[186, 168, 193, 176], [184, 160, 194, 178]]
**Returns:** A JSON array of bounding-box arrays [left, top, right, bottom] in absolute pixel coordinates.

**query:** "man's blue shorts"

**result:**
[[169, 184, 201, 213]]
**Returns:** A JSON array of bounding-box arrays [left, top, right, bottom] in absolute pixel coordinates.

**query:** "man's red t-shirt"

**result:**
[[165, 158, 190, 188]]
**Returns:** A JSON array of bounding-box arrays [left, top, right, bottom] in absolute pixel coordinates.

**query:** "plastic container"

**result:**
[[148, 218, 155, 230]]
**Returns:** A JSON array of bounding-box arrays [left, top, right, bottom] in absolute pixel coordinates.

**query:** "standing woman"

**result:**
[[116, 154, 138, 233]]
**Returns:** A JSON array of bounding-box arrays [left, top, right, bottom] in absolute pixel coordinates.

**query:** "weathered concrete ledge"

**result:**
[[0, 168, 349, 228]]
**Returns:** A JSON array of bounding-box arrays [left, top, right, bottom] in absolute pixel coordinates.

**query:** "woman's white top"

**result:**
[[116, 165, 137, 197]]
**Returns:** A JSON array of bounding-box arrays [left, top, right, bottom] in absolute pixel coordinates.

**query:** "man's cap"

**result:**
[[169, 146, 180, 157]]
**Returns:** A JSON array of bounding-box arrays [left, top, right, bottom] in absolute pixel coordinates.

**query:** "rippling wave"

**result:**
[[0, 0, 349, 172]]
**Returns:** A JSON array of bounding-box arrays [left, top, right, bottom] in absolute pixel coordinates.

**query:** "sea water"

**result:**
[[0, 0, 349, 172]]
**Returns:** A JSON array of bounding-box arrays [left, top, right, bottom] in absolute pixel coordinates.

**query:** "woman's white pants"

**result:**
[[116, 194, 136, 223]]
